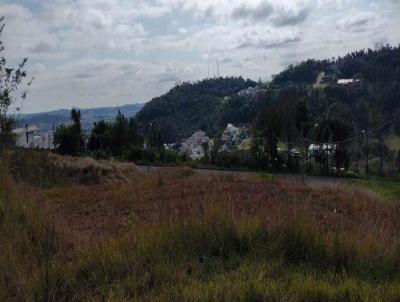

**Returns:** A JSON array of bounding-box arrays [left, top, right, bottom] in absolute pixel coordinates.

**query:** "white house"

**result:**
[[237, 86, 265, 97], [12, 125, 54, 149], [180, 131, 213, 160], [33, 132, 54, 149], [220, 123, 246, 152], [337, 79, 361, 87], [308, 143, 337, 158], [12, 125, 40, 148]]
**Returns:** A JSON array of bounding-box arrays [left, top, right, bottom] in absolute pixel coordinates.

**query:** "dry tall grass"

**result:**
[[2, 151, 400, 301]]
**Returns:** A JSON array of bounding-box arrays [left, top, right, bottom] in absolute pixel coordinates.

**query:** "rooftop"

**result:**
[[13, 125, 40, 135], [337, 79, 361, 85]]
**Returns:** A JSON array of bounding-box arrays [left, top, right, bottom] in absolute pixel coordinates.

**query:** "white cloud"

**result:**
[[178, 27, 188, 34], [336, 11, 377, 31], [1, 0, 399, 113]]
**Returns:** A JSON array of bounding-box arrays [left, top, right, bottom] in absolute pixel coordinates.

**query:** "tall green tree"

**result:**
[[87, 112, 144, 157], [110, 110, 129, 155], [314, 102, 353, 173], [54, 109, 84, 156], [88, 120, 111, 151], [252, 105, 282, 169]]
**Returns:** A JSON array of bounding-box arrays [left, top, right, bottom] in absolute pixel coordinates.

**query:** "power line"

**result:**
[[281, 114, 400, 146]]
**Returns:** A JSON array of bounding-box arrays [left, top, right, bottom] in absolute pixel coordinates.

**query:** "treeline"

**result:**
[[251, 84, 400, 176], [251, 87, 353, 171], [54, 109, 184, 164], [273, 45, 400, 85], [273, 59, 331, 85], [336, 45, 400, 81]]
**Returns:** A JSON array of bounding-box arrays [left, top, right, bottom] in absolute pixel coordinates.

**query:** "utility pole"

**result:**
[[300, 122, 306, 185], [363, 130, 369, 177]]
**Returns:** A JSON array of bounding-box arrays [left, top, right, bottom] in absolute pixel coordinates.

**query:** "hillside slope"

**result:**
[[136, 46, 400, 145], [273, 45, 400, 85], [135, 77, 257, 142], [272, 46, 400, 127]]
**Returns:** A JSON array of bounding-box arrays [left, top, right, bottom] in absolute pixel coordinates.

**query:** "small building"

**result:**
[[13, 125, 54, 149], [33, 132, 55, 149], [308, 143, 337, 158], [337, 78, 361, 87], [12, 125, 40, 148], [237, 86, 264, 97], [163, 143, 178, 151], [220, 123, 246, 152], [180, 131, 213, 160]]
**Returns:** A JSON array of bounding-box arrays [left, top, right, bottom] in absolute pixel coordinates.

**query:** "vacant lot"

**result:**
[[2, 152, 400, 301]]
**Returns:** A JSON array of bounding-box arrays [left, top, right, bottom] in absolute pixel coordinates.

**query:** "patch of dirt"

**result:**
[[49, 153, 139, 185]]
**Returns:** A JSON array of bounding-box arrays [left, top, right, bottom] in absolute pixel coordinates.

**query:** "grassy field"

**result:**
[[2, 151, 400, 301], [351, 178, 400, 201]]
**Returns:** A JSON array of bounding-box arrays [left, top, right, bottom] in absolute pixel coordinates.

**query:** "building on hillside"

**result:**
[[220, 123, 246, 152], [163, 143, 178, 151], [180, 131, 213, 160], [33, 132, 55, 149], [308, 143, 337, 158], [337, 78, 361, 87], [237, 86, 265, 97], [13, 124, 54, 149], [12, 125, 40, 148]]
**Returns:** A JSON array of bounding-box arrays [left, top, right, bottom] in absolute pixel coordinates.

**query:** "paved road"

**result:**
[[136, 165, 350, 188]]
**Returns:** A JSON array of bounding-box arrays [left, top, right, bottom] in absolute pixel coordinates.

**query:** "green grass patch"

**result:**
[[66, 218, 400, 301], [246, 172, 276, 182], [351, 178, 400, 201]]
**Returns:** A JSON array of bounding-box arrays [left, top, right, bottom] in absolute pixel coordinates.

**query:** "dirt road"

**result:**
[[136, 165, 350, 188]]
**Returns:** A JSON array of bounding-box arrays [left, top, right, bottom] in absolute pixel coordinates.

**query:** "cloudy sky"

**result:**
[[1, 0, 399, 113]]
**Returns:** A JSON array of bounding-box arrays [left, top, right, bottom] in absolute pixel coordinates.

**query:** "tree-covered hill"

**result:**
[[135, 45, 400, 147], [135, 77, 257, 142], [273, 45, 400, 85], [270, 45, 400, 131], [252, 45, 400, 174]]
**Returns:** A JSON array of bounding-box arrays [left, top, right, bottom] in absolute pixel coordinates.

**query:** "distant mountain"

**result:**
[[16, 103, 144, 132], [135, 77, 258, 142]]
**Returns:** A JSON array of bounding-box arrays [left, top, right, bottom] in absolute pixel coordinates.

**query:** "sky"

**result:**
[[1, 0, 399, 113]]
